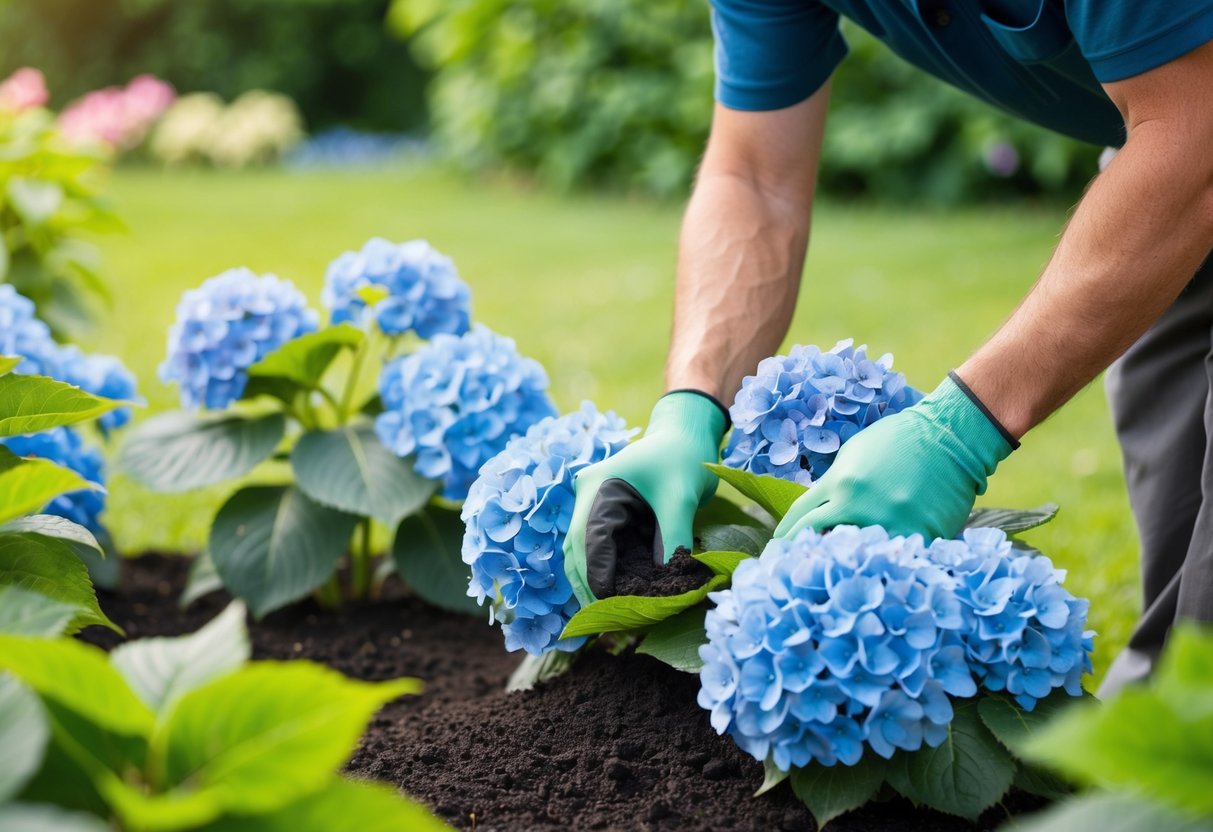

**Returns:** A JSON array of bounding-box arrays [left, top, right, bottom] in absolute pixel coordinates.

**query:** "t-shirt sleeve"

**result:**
[[710, 0, 847, 111], [1066, 1, 1213, 83]]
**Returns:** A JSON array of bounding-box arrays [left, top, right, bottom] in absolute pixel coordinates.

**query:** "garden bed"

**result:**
[[80, 555, 1044, 832]]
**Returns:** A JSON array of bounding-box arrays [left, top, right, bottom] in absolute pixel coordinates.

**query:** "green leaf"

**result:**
[[887, 700, 1015, 820], [7, 177, 63, 225], [706, 463, 807, 521], [694, 495, 770, 529], [1154, 623, 1213, 716], [0, 515, 102, 556], [560, 575, 728, 639], [180, 551, 223, 609], [1013, 762, 1073, 802], [978, 692, 1077, 755], [118, 411, 286, 493], [133, 662, 420, 827], [0, 635, 155, 736], [756, 756, 790, 797], [636, 606, 708, 672], [209, 486, 358, 618], [0, 585, 80, 636], [0, 804, 113, 832], [111, 601, 250, 715], [0, 447, 97, 525], [1001, 792, 1213, 832], [964, 504, 1059, 534], [693, 550, 751, 577], [195, 776, 451, 832], [0, 674, 49, 801], [0, 373, 123, 437], [247, 324, 363, 389], [0, 531, 117, 632], [791, 758, 887, 827], [506, 650, 579, 693], [696, 524, 770, 558], [292, 424, 435, 528], [392, 503, 481, 615], [0, 356, 20, 375]]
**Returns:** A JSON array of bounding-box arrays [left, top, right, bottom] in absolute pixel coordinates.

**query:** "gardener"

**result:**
[[563, 1, 1213, 695]]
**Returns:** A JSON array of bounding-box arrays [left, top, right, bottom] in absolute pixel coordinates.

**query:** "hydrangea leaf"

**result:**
[[0, 674, 49, 801], [999, 792, 1212, 832], [392, 503, 481, 615], [180, 552, 222, 610], [790, 757, 887, 827], [0, 355, 20, 375], [695, 524, 770, 558], [693, 550, 752, 577], [111, 602, 250, 715], [246, 324, 363, 390], [0, 515, 102, 556], [0, 446, 97, 525], [964, 504, 1059, 535], [706, 463, 807, 521], [887, 699, 1015, 820], [118, 411, 286, 493], [0, 372, 124, 437], [1013, 762, 1073, 802], [0, 531, 117, 633], [0, 586, 81, 637], [191, 777, 451, 832], [756, 756, 790, 797], [694, 495, 771, 529], [1153, 623, 1213, 712], [292, 424, 435, 528], [977, 691, 1080, 755], [560, 574, 728, 639], [209, 486, 358, 618], [0, 804, 113, 832], [636, 606, 708, 673], [506, 650, 580, 693], [0, 635, 155, 736], [144, 662, 420, 823]]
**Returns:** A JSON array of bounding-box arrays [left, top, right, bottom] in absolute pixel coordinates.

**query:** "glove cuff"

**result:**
[[920, 374, 1017, 485], [946, 371, 1020, 451], [651, 389, 730, 444]]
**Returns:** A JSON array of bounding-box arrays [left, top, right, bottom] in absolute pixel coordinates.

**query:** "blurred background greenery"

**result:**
[[0, 0, 1134, 680]]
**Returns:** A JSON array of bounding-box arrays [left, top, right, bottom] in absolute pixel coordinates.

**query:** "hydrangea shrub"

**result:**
[[376, 324, 557, 501], [723, 340, 922, 486], [0, 427, 105, 532], [323, 237, 471, 338], [462, 403, 636, 654]]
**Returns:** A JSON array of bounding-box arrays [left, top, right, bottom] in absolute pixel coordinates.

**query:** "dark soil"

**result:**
[[613, 545, 713, 598], [83, 555, 1045, 832]]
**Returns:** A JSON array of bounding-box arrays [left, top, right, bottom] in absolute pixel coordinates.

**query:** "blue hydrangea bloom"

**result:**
[[723, 340, 923, 486], [55, 347, 139, 435], [159, 268, 319, 410], [927, 529, 1094, 710], [0, 427, 105, 531], [462, 403, 637, 655], [699, 526, 971, 771], [322, 237, 471, 338], [0, 284, 61, 375], [376, 324, 557, 501]]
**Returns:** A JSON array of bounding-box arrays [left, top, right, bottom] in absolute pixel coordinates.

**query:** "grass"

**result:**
[[84, 165, 1136, 680]]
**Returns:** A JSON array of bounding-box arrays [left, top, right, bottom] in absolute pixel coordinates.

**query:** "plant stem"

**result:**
[[352, 516, 373, 600], [339, 334, 372, 424], [314, 574, 342, 609]]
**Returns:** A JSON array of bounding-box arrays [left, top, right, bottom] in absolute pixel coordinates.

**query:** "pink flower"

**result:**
[[0, 67, 49, 113], [58, 74, 176, 151]]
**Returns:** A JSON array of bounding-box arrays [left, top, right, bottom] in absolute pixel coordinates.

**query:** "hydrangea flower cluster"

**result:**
[[0, 427, 105, 531], [462, 403, 637, 655], [927, 529, 1094, 710], [0, 67, 48, 113], [0, 285, 137, 432], [376, 324, 557, 501], [58, 74, 175, 151], [322, 238, 471, 339], [159, 268, 319, 410], [699, 526, 972, 771], [723, 340, 922, 486], [699, 526, 1092, 771]]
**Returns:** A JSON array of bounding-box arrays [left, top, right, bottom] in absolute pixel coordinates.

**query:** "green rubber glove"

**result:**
[[563, 390, 728, 606], [774, 372, 1017, 541]]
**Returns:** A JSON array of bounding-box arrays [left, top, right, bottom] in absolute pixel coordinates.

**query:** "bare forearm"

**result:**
[[666, 173, 810, 400], [961, 122, 1213, 437]]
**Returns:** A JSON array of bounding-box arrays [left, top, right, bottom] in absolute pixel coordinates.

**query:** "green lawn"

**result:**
[[85, 166, 1136, 680]]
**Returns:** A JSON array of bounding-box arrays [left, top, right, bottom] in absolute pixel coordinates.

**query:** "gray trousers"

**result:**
[[1101, 257, 1213, 695]]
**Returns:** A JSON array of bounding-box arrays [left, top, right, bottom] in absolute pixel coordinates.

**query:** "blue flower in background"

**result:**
[[376, 324, 557, 501], [927, 529, 1094, 710], [55, 347, 139, 435], [0, 427, 105, 531], [699, 526, 970, 771], [0, 284, 61, 375], [322, 237, 471, 339], [462, 403, 637, 655], [159, 268, 319, 410], [723, 340, 922, 486]]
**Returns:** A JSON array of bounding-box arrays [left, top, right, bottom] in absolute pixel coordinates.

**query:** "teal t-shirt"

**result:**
[[711, 0, 1213, 146]]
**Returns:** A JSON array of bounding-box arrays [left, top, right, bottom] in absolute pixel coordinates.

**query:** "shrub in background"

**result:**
[[151, 91, 306, 169], [58, 74, 175, 152]]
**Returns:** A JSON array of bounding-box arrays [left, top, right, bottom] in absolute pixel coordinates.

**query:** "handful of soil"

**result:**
[[613, 545, 712, 597]]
